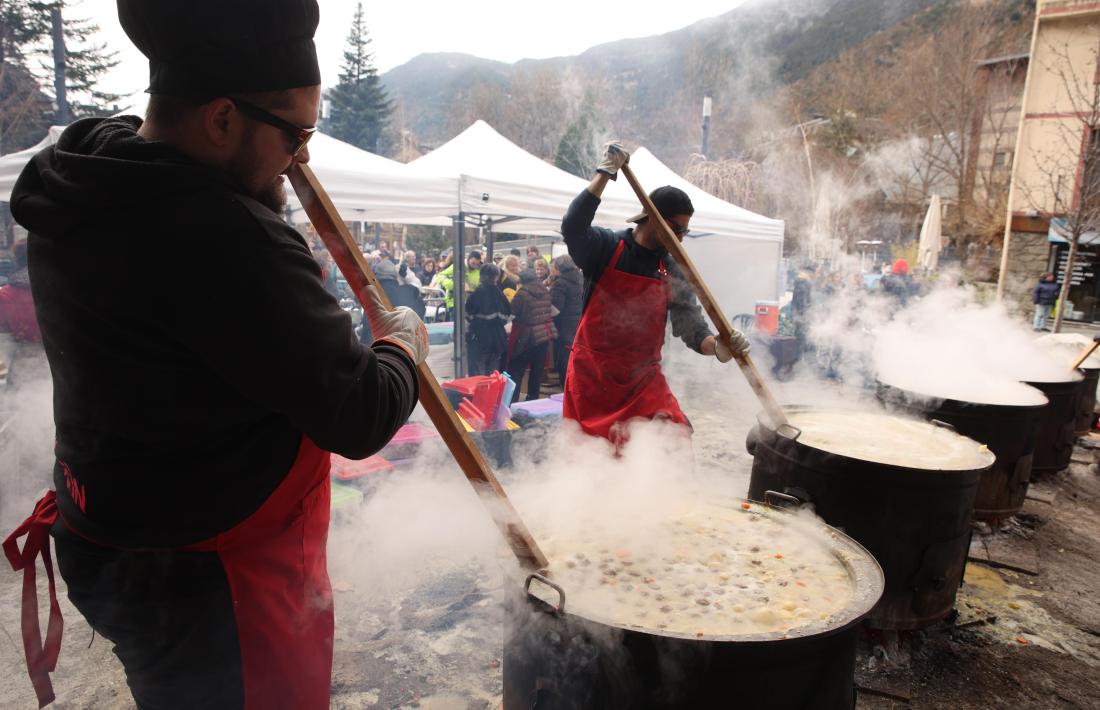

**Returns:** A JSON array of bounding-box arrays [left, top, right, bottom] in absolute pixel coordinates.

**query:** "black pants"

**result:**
[[467, 342, 502, 376], [52, 523, 245, 709], [507, 342, 549, 403], [553, 339, 572, 384]]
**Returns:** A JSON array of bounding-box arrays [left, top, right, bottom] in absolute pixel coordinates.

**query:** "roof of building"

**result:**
[[976, 52, 1030, 67]]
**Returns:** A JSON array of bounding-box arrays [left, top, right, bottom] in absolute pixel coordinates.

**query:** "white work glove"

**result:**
[[714, 329, 751, 363], [596, 141, 630, 180], [360, 284, 429, 365]]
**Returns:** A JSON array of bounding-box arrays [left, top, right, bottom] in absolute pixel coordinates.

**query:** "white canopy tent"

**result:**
[[0, 119, 786, 374], [284, 132, 456, 225], [597, 147, 786, 320], [404, 120, 589, 236], [0, 127, 65, 201]]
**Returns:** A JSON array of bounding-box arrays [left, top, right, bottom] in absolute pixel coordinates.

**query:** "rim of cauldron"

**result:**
[[1022, 374, 1085, 387], [876, 380, 1049, 412], [525, 500, 885, 645], [754, 406, 996, 475]]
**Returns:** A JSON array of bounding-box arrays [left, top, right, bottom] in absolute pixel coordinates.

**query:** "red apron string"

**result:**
[[3, 490, 63, 709]]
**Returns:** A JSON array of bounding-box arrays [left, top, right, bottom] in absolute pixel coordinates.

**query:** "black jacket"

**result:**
[[11, 116, 419, 547], [465, 283, 510, 354], [550, 264, 583, 345], [1033, 280, 1059, 306], [561, 189, 712, 352]]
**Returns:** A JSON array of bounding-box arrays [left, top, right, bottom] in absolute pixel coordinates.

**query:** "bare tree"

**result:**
[[683, 155, 764, 212], [1017, 39, 1100, 333], [889, 4, 1007, 241], [499, 67, 569, 160]]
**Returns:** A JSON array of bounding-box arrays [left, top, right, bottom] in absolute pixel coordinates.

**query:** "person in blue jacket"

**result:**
[[1032, 272, 1059, 331]]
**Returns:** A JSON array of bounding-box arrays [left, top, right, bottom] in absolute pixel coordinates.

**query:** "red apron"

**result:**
[[563, 239, 689, 443], [4, 436, 334, 709]]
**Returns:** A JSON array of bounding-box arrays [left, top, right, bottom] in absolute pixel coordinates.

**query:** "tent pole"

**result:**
[[453, 213, 467, 378], [486, 220, 495, 261]]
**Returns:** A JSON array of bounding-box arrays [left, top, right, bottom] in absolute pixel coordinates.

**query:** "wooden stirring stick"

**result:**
[[288, 164, 548, 571], [620, 164, 789, 429], [1071, 335, 1100, 371]]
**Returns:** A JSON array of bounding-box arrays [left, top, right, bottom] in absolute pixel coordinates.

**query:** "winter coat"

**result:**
[[550, 264, 583, 346], [0, 268, 41, 342], [465, 283, 511, 354], [1033, 280, 1059, 306], [510, 279, 557, 354], [880, 272, 917, 306]]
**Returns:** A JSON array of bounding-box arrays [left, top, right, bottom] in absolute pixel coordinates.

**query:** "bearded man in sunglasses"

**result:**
[[5, 2, 426, 708], [559, 142, 751, 447]]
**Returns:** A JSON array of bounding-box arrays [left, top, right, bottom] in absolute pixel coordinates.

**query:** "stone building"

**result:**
[[998, 0, 1100, 321]]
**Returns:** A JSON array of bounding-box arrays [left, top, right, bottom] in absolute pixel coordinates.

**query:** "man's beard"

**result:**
[[255, 175, 288, 213], [228, 137, 289, 214]]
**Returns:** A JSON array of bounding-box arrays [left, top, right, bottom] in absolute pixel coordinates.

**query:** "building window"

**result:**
[[993, 151, 1011, 168]]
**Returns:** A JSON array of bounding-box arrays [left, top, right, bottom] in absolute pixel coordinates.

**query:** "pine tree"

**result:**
[[555, 92, 603, 179], [58, 6, 122, 119], [0, 1, 52, 152], [0, 1, 120, 152], [325, 2, 392, 154]]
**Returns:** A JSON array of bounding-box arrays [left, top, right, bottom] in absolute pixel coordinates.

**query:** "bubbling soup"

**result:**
[[536, 503, 857, 639], [787, 410, 993, 470]]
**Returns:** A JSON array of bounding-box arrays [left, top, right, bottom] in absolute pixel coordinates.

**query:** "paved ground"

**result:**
[[3, 346, 1100, 709]]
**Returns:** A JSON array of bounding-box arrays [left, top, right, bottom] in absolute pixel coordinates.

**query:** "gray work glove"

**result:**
[[715, 329, 752, 362], [361, 284, 429, 365], [596, 141, 630, 180]]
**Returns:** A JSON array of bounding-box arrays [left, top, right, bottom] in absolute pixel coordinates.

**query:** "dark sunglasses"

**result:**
[[661, 218, 690, 236], [230, 97, 317, 156]]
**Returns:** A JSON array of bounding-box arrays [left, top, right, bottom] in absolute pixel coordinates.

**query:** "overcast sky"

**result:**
[[74, 0, 745, 105]]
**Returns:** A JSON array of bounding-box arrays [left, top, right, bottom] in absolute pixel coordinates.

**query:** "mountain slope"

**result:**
[[380, 0, 949, 160]]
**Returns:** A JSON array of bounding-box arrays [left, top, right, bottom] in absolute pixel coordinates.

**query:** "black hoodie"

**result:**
[[12, 116, 419, 547]]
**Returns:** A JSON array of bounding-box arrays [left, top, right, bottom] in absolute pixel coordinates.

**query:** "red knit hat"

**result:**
[[892, 258, 910, 275]]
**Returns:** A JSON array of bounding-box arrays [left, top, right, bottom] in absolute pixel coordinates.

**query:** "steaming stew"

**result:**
[[789, 411, 992, 470], [539, 504, 855, 638]]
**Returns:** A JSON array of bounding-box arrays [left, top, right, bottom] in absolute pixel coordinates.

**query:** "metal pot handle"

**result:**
[[930, 419, 957, 433], [525, 573, 566, 614], [764, 490, 804, 508], [776, 423, 803, 441]]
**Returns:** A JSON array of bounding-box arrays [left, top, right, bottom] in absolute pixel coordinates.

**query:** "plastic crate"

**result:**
[[511, 398, 563, 420], [331, 454, 393, 481], [379, 422, 440, 460], [330, 482, 364, 510]]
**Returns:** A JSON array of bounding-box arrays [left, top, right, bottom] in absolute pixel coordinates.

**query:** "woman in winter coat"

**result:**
[[1032, 272, 1059, 331], [465, 264, 512, 376], [417, 255, 437, 285], [507, 269, 557, 402], [533, 256, 551, 286], [499, 254, 522, 299], [549, 254, 583, 385]]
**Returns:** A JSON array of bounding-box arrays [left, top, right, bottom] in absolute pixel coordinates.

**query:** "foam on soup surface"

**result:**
[[788, 410, 992, 470], [536, 503, 855, 639]]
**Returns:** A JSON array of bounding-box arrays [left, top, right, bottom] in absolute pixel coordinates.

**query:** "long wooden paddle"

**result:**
[[619, 164, 790, 428], [1071, 335, 1100, 371], [288, 164, 548, 571]]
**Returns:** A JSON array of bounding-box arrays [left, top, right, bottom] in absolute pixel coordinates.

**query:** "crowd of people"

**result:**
[[309, 236, 584, 403], [0, 0, 754, 702]]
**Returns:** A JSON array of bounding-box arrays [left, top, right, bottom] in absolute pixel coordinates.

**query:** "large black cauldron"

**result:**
[[1074, 367, 1099, 436], [503, 503, 883, 710], [876, 383, 1046, 524], [1025, 376, 1083, 475], [746, 408, 992, 630]]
